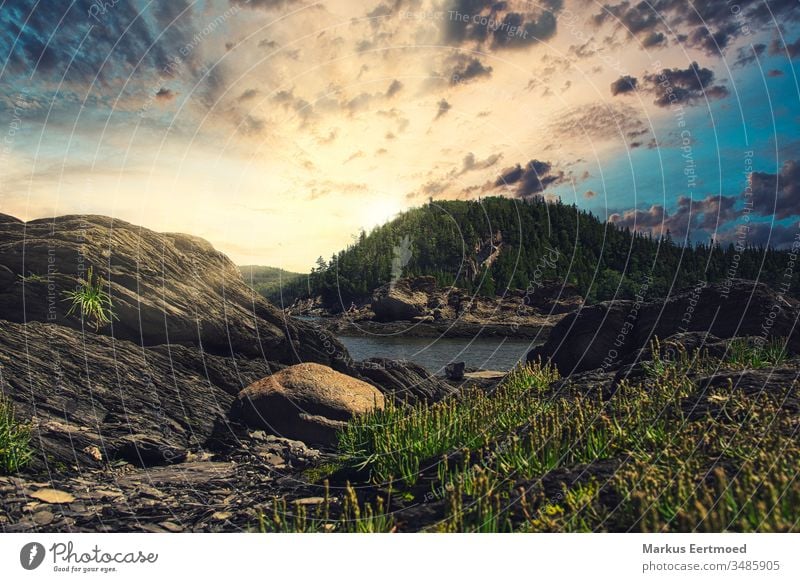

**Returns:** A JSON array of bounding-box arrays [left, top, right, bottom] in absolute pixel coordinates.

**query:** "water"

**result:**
[[337, 335, 535, 374]]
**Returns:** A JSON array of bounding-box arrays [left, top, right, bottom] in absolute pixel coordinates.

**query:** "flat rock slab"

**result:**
[[464, 370, 507, 380]]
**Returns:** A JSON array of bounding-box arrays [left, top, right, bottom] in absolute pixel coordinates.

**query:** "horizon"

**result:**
[[1, 1, 799, 271]]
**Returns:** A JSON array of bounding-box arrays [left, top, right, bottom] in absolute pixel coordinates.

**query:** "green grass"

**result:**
[[260, 341, 800, 532], [62, 266, 118, 331], [337, 361, 559, 486], [0, 395, 32, 474], [258, 481, 395, 533], [725, 337, 788, 369]]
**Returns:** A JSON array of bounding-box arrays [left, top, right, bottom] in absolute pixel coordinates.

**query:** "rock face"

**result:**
[[0, 214, 346, 366], [354, 358, 456, 405], [232, 363, 385, 446], [522, 280, 584, 315], [529, 280, 800, 374], [371, 277, 436, 322], [0, 319, 278, 470]]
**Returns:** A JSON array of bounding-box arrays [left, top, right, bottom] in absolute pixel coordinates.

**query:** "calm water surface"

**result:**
[[337, 335, 535, 374]]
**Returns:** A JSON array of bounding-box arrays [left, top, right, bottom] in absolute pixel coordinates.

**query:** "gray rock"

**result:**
[[355, 358, 457, 404]]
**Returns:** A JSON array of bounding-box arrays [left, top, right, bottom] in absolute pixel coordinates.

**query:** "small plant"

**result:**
[[0, 396, 32, 474], [17, 272, 46, 283], [62, 266, 117, 331]]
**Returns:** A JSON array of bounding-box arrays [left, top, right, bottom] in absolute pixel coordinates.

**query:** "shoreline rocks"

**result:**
[[232, 363, 385, 447], [528, 279, 800, 374]]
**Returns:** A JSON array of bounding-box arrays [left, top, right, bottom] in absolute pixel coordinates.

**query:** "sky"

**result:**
[[1, 0, 799, 271]]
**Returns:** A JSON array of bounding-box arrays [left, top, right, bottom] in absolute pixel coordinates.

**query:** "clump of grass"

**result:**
[[258, 481, 394, 533], [62, 266, 118, 331], [726, 337, 787, 369], [0, 395, 32, 474], [338, 360, 559, 486]]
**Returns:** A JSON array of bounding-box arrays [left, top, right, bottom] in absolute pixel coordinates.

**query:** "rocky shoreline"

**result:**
[[1, 213, 798, 533]]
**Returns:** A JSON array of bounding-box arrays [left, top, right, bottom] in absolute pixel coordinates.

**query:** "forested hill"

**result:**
[[269, 196, 794, 308]]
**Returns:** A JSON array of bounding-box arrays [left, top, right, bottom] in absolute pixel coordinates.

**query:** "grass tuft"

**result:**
[[0, 395, 32, 475]]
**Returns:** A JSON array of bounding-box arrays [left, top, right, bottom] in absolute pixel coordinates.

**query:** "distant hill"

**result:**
[[274, 196, 796, 308], [239, 265, 306, 302]]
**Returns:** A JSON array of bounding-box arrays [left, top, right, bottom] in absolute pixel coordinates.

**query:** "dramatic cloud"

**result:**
[[610, 75, 638, 95], [443, 0, 561, 50], [592, 0, 800, 55], [0, 0, 203, 87], [610, 195, 738, 239], [750, 160, 800, 220], [641, 62, 728, 107], [494, 159, 564, 198]]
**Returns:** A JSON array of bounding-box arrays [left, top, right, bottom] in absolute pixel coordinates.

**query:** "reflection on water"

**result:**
[[337, 335, 536, 374]]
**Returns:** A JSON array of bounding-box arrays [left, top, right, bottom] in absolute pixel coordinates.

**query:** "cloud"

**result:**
[[238, 88, 260, 101], [272, 88, 314, 122], [592, 0, 800, 56], [386, 79, 403, 98], [750, 160, 800, 220], [610, 75, 638, 95], [641, 62, 728, 107], [155, 88, 177, 102], [494, 159, 564, 198], [443, 0, 561, 50], [641, 31, 666, 48], [549, 103, 649, 146], [0, 0, 203, 90], [715, 221, 800, 248], [770, 37, 800, 58], [435, 98, 452, 120], [230, 0, 302, 10], [584, 190, 597, 199], [448, 56, 493, 85], [458, 152, 503, 175], [609, 194, 738, 239], [733, 43, 766, 68]]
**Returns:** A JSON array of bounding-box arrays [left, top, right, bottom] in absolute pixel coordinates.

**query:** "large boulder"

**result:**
[[0, 319, 278, 470], [232, 363, 384, 446], [0, 214, 348, 367], [529, 279, 800, 374], [371, 277, 436, 322], [354, 358, 456, 405]]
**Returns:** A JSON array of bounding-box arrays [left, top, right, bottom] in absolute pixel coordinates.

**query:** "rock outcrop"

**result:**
[[371, 277, 435, 322], [0, 319, 278, 470], [353, 358, 456, 404], [232, 363, 385, 446], [0, 214, 346, 366], [528, 280, 800, 374]]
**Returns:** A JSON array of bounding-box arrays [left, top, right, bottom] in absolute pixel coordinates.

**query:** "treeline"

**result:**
[[266, 197, 796, 308]]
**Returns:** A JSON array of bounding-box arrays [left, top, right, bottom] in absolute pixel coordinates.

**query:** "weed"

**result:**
[[62, 266, 118, 331]]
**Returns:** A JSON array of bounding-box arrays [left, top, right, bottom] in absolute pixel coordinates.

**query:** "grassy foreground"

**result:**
[[260, 342, 799, 532]]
